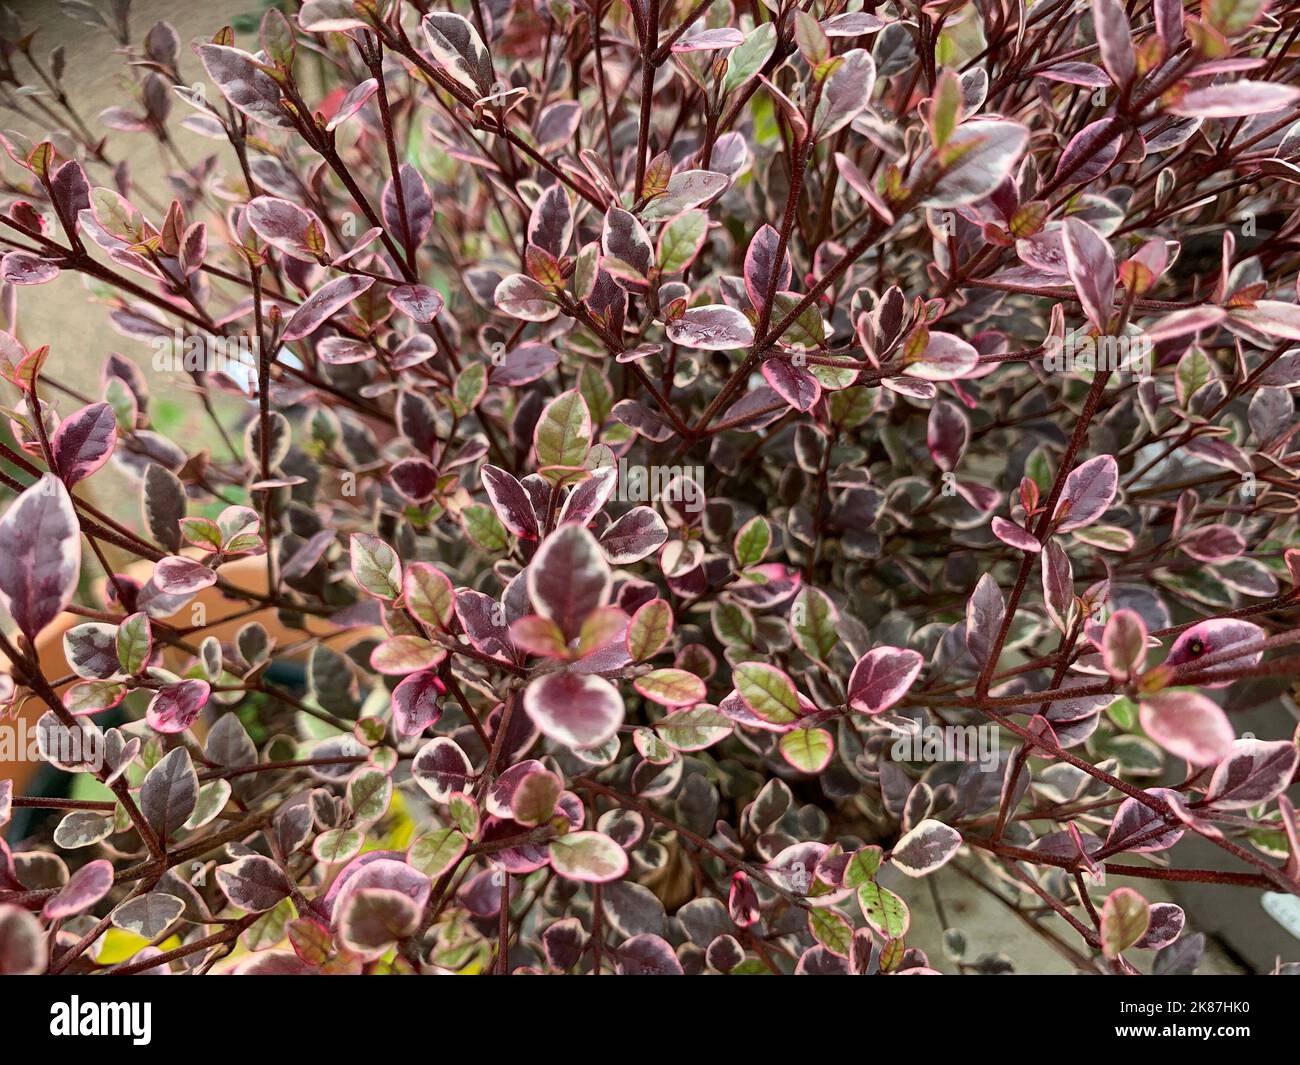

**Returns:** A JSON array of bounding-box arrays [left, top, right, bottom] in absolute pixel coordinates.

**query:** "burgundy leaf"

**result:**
[[599, 507, 669, 564], [282, 275, 375, 341], [965, 573, 1005, 666], [762, 358, 821, 412], [388, 284, 445, 323], [382, 164, 433, 247], [665, 304, 755, 350], [527, 524, 611, 640], [482, 464, 540, 539], [558, 465, 617, 527], [1091, 0, 1134, 87], [412, 737, 474, 802], [0, 475, 81, 641], [743, 224, 791, 311], [51, 402, 116, 485], [194, 44, 293, 129], [390, 669, 445, 737], [528, 184, 573, 258], [1, 251, 59, 284], [246, 196, 326, 262], [927, 400, 968, 472], [1053, 454, 1118, 531], [389, 457, 439, 504]]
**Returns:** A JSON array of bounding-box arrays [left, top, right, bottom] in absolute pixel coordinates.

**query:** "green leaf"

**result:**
[[548, 831, 628, 883], [790, 587, 838, 665], [653, 705, 733, 751], [105, 376, 136, 431], [313, 828, 364, 864], [928, 69, 962, 150], [182, 780, 231, 831], [770, 291, 825, 349], [462, 503, 509, 550], [408, 827, 468, 878], [1025, 447, 1052, 492], [116, 612, 151, 674], [843, 846, 884, 888], [349, 533, 402, 600], [1101, 887, 1150, 958], [1175, 346, 1214, 407], [1107, 694, 1139, 730], [633, 726, 674, 763], [448, 793, 480, 837], [724, 23, 777, 96], [403, 562, 454, 629], [347, 767, 392, 825], [857, 881, 910, 938], [534, 389, 592, 478], [453, 361, 488, 414], [1204, 0, 1268, 36], [626, 599, 673, 661], [809, 907, 854, 957], [90, 185, 143, 240], [779, 727, 834, 772], [733, 515, 771, 567], [243, 896, 295, 952], [657, 209, 708, 273], [578, 364, 614, 425], [711, 602, 755, 647], [829, 386, 875, 428], [733, 662, 800, 725], [793, 10, 830, 67], [633, 667, 705, 707], [63, 680, 126, 716]]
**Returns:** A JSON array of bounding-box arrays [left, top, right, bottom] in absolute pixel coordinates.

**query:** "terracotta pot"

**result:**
[[4, 555, 338, 800]]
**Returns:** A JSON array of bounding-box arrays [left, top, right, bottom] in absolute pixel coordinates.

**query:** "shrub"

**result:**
[[0, 0, 1298, 976]]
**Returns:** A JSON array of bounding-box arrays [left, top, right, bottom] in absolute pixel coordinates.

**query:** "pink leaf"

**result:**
[[1139, 691, 1234, 767], [1062, 218, 1116, 331], [992, 516, 1040, 552], [154, 556, 217, 595], [524, 670, 624, 748], [43, 859, 113, 920], [847, 646, 924, 714], [1164, 619, 1264, 687], [146, 679, 211, 734], [1054, 454, 1118, 531], [1101, 609, 1147, 680], [762, 358, 821, 412]]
